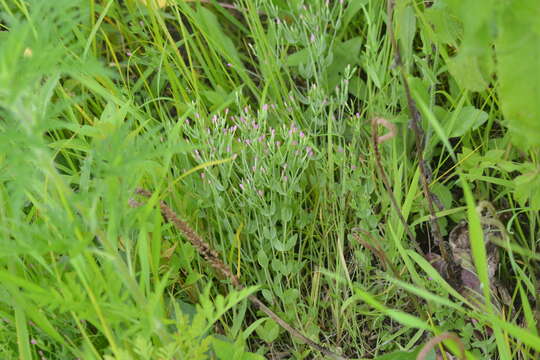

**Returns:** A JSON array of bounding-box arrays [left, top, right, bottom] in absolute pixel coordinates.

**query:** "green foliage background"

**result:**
[[0, 0, 538, 359]]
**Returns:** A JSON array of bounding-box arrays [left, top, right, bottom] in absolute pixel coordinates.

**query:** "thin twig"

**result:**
[[371, 117, 423, 254], [131, 188, 348, 360], [352, 227, 426, 315], [385, 0, 461, 289], [351, 227, 401, 278]]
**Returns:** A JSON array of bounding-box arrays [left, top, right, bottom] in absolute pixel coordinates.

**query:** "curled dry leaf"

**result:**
[[426, 204, 511, 313], [417, 332, 465, 360], [371, 117, 397, 144]]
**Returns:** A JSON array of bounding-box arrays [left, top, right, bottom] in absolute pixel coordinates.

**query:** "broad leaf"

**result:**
[[496, 0, 540, 149], [445, 106, 489, 138], [447, 53, 489, 92]]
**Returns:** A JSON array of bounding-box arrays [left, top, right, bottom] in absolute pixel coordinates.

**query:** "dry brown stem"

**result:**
[[385, 0, 462, 290], [371, 117, 422, 254]]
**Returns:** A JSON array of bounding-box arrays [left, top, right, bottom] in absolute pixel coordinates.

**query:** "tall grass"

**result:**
[[0, 0, 538, 359]]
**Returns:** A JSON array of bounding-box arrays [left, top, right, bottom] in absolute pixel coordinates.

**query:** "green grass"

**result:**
[[1, 0, 539, 359]]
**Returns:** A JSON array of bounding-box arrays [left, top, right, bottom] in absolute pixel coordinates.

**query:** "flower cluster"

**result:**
[[182, 103, 316, 200]]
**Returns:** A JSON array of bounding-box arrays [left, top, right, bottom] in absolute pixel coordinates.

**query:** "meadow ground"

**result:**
[[1, 0, 539, 359]]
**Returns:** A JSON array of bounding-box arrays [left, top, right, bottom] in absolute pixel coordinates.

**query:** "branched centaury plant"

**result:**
[[130, 188, 349, 360], [385, 0, 462, 290]]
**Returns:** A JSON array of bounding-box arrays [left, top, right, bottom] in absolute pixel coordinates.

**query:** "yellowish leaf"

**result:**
[[138, 0, 168, 8]]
